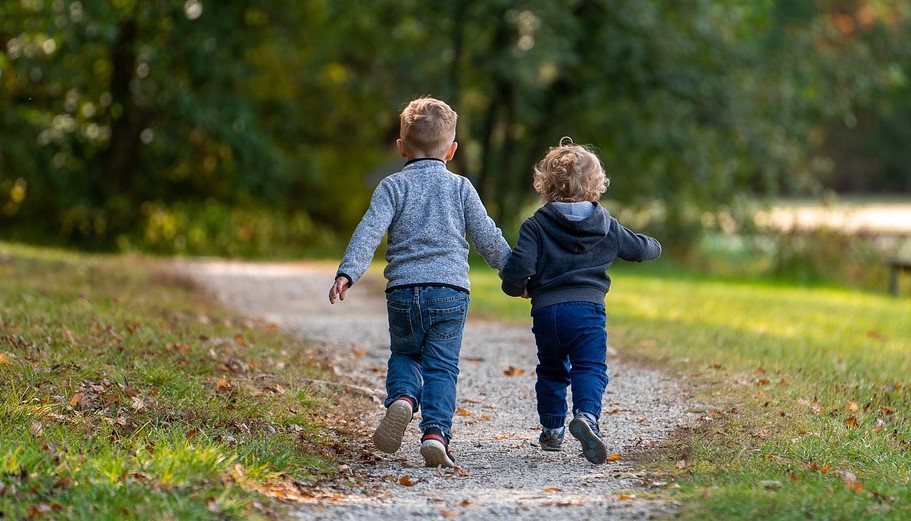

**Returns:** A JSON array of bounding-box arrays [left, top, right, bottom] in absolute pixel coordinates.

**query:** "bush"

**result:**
[[117, 201, 337, 258]]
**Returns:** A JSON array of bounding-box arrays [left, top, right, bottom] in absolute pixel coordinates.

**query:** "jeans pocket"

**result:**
[[387, 303, 413, 339], [427, 301, 468, 340]]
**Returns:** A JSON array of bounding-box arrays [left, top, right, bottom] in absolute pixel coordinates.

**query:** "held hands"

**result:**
[[328, 276, 351, 304]]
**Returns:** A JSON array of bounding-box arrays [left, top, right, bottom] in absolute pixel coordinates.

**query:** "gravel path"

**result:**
[[179, 260, 695, 520]]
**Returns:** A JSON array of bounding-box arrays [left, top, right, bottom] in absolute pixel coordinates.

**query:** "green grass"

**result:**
[[0, 243, 360, 520], [468, 263, 911, 520]]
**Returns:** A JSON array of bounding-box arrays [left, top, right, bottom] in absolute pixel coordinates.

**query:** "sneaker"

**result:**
[[538, 427, 565, 451], [372, 397, 414, 453], [420, 427, 456, 467], [569, 412, 608, 464]]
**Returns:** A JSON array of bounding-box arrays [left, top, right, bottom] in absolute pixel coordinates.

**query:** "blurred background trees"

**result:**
[[1, 0, 909, 257]]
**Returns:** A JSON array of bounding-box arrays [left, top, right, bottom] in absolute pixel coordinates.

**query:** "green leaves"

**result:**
[[2, 1, 909, 253]]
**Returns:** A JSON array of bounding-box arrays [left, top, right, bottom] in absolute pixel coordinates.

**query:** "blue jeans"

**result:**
[[531, 301, 609, 429], [384, 286, 469, 439]]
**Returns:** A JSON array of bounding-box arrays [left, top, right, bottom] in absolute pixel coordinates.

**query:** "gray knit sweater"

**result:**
[[337, 159, 511, 292]]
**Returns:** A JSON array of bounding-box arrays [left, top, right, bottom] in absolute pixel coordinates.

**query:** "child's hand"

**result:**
[[328, 276, 351, 304], [521, 287, 530, 299]]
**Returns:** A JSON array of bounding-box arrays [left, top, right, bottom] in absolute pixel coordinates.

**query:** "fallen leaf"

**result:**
[[617, 493, 636, 501], [675, 459, 687, 469], [0, 352, 8, 365], [874, 418, 885, 432], [847, 400, 859, 412], [755, 366, 766, 374], [757, 378, 771, 386], [866, 330, 887, 341], [881, 406, 895, 416], [843, 416, 859, 430], [543, 487, 562, 493], [215, 376, 232, 393], [30, 421, 44, 437], [606, 453, 622, 462], [845, 479, 865, 493], [753, 428, 772, 439], [69, 393, 88, 408], [399, 475, 417, 486], [811, 397, 823, 414], [803, 462, 830, 473], [455, 408, 472, 416], [503, 366, 525, 377], [884, 383, 903, 393], [440, 510, 460, 518], [834, 469, 857, 482]]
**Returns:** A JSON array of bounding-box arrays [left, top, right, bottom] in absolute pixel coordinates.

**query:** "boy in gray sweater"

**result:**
[[328, 97, 510, 467], [500, 138, 661, 464]]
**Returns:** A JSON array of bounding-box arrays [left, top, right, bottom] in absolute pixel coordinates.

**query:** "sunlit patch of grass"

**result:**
[[0, 242, 366, 519], [468, 263, 911, 520]]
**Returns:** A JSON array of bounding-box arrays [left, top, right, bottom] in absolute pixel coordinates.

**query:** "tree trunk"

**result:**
[[100, 19, 145, 204]]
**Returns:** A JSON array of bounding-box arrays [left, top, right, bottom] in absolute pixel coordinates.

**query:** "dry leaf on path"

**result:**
[[503, 366, 525, 377], [399, 475, 418, 486]]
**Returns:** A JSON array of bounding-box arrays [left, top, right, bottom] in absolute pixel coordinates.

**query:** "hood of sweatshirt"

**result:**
[[536, 202, 610, 254]]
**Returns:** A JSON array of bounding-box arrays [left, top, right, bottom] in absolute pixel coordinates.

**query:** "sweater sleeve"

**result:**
[[336, 181, 397, 284], [500, 218, 539, 297], [462, 181, 511, 270], [614, 219, 662, 262]]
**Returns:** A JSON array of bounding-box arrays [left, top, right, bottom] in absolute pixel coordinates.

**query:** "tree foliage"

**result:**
[[0, 0, 908, 254]]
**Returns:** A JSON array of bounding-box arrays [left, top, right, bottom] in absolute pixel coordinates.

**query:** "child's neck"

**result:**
[[405, 157, 446, 164]]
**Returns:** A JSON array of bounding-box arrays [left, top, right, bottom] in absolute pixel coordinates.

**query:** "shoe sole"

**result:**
[[372, 401, 412, 453], [420, 439, 455, 467], [569, 418, 608, 464], [541, 445, 563, 452]]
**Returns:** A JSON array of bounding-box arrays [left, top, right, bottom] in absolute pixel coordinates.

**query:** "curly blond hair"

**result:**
[[533, 137, 609, 203], [399, 96, 457, 158]]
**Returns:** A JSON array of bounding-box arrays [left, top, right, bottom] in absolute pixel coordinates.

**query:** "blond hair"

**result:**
[[533, 137, 609, 203], [399, 96, 457, 158]]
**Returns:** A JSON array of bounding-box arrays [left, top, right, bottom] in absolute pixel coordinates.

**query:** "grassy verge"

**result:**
[[468, 263, 911, 520], [0, 243, 363, 520]]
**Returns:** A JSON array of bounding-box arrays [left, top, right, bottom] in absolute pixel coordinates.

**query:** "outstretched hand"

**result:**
[[328, 276, 351, 304]]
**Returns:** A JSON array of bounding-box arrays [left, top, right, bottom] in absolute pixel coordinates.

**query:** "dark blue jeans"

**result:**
[[385, 286, 469, 439], [531, 301, 609, 429]]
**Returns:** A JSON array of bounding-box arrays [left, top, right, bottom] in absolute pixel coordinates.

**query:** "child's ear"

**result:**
[[396, 139, 408, 158], [444, 141, 458, 161]]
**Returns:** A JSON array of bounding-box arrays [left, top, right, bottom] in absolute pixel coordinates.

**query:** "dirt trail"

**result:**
[[179, 260, 694, 520]]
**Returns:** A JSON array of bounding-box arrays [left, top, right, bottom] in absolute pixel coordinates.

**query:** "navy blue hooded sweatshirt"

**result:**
[[500, 202, 662, 313]]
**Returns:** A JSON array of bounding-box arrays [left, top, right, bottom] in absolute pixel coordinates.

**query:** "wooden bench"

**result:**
[[888, 258, 911, 296]]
